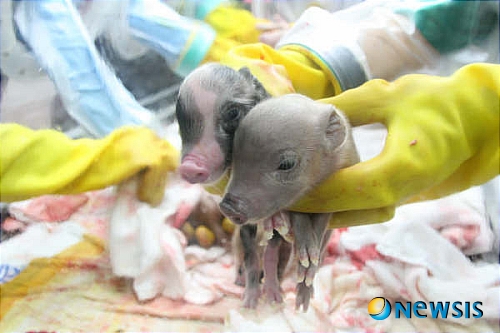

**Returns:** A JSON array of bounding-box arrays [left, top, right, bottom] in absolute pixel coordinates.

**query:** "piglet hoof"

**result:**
[[295, 281, 314, 312], [306, 264, 318, 287], [235, 266, 245, 287], [271, 211, 290, 236], [263, 284, 283, 304], [297, 262, 318, 286], [242, 287, 261, 309], [296, 241, 321, 269]]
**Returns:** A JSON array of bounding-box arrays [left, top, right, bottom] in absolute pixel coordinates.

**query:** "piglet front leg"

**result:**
[[239, 224, 262, 308]]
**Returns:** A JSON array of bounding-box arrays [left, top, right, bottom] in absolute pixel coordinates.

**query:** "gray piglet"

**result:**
[[220, 94, 360, 311]]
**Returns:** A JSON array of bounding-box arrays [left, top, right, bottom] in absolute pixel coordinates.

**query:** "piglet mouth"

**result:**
[[219, 194, 248, 225]]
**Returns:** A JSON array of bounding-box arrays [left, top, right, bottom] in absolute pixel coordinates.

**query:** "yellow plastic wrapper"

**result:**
[[0, 124, 179, 205], [0, 235, 105, 320]]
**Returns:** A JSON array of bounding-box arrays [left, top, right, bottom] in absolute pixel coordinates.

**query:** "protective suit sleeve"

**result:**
[[217, 4, 429, 99], [289, 63, 499, 228], [0, 124, 180, 205], [219, 1, 497, 101], [13, 0, 160, 138], [128, 0, 267, 77], [127, 0, 216, 78]]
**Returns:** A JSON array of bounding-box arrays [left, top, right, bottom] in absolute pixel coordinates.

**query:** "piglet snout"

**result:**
[[219, 193, 247, 225], [179, 159, 210, 184]]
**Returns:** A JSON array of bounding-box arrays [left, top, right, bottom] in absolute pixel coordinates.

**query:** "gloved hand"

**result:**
[[201, 4, 269, 65], [0, 124, 179, 205], [203, 3, 262, 45], [220, 42, 335, 98], [290, 63, 499, 228]]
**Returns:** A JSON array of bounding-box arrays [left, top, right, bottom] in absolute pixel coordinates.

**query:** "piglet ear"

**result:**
[[324, 106, 347, 149], [238, 67, 270, 101]]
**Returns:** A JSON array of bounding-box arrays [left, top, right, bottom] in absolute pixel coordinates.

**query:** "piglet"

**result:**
[[220, 94, 360, 311]]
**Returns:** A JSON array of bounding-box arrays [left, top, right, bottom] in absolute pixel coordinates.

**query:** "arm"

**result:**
[[219, 1, 497, 99], [0, 124, 179, 205], [290, 63, 500, 227]]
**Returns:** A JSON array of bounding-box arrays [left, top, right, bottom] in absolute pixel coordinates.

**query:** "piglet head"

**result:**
[[220, 94, 355, 224], [176, 63, 270, 185]]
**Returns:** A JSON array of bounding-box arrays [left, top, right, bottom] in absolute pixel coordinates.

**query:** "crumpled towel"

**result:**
[[108, 173, 236, 305], [3, 171, 231, 305], [8, 194, 89, 224], [318, 185, 499, 333], [109, 173, 203, 301]]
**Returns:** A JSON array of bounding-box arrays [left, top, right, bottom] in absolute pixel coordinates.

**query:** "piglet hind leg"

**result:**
[[239, 224, 262, 308], [292, 212, 331, 311], [262, 230, 289, 304]]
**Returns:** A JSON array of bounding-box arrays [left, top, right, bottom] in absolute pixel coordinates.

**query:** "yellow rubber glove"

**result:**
[[0, 124, 179, 205], [289, 63, 499, 228], [220, 43, 336, 98], [202, 4, 268, 65], [204, 4, 262, 45]]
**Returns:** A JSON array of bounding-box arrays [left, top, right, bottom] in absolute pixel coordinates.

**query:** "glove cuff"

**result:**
[[128, 0, 216, 78], [176, 22, 216, 77], [276, 7, 368, 93], [194, 0, 225, 20]]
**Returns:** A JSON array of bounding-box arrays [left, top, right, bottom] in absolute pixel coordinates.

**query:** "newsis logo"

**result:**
[[368, 297, 483, 320]]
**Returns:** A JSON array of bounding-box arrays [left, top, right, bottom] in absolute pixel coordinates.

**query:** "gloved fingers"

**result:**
[[292, 121, 471, 213], [318, 78, 397, 127], [259, 30, 286, 48], [405, 144, 500, 204], [327, 206, 396, 229], [319, 70, 452, 126], [136, 166, 168, 207], [203, 36, 239, 63], [256, 16, 289, 47], [222, 43, 330, 98], [291, 155, 401, 213], [204, 4, 261, 43], [305, 69, 492, 214], [136, 133, 180, 206], [290, 63, 499, 226], [1, 123, 179, 206]]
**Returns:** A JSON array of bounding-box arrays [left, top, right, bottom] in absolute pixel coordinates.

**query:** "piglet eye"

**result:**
[[277, 157, 297, 171], [221, 107, 243, 133], [226, 108, 240, 121]]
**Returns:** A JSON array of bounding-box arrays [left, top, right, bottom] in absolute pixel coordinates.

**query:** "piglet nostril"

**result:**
[[179, 161, 209, 184], [219, 194, 247, 224]]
